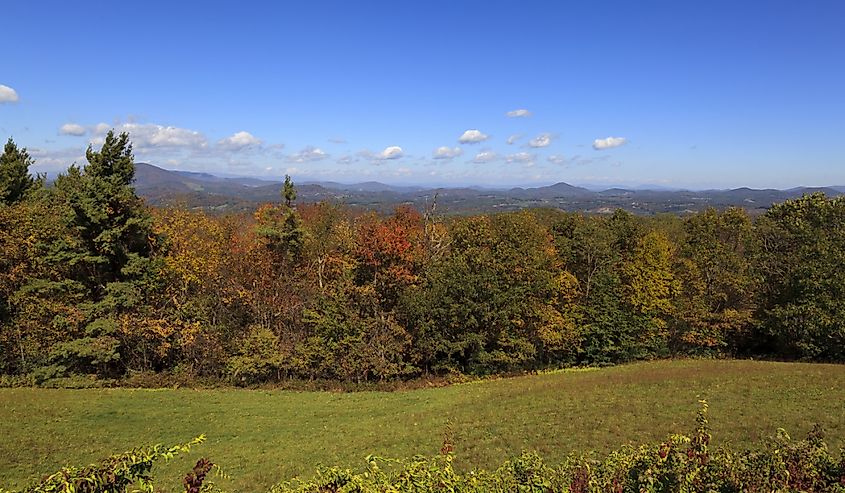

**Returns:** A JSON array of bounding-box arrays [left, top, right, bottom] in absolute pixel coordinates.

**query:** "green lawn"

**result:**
[[1, 360, 844, 491]]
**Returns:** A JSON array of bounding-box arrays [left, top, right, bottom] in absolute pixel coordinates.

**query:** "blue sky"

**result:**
[[1, 0, 843, 189]]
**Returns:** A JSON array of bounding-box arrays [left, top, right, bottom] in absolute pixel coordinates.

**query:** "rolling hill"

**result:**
[[132, 162, 844, 214]]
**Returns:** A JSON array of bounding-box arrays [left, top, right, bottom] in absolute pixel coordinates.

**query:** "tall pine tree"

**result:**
[[29, 131, 162, 377], [0, 138, 41, 205], [256, 174, 306, 263], [65, 131, 155, 290]]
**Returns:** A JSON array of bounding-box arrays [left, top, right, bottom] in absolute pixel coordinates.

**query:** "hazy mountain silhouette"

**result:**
[[132, 163, 843, 215]]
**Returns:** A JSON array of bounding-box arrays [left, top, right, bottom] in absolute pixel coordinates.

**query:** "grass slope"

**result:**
[[1, 360, 844, 491]]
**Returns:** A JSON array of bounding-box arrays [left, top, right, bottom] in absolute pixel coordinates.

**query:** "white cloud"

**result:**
[[59, 123, 86, 136], [42, 120, 297, 176], [92, 122, 208, 150], [433, 146, 462, 159], [127, 124, 207, 148], [592, 136, 627, 150], [379, 145, 404, 160], [458, 129, 489, 144], [507, 134, 522, 145], [289, 146, 328, 162], [218, 131, 261, 150], [528, 133, 553, 148], [0, 84, 19, 103], [506, 152, 536, 166], [506, 108, 531, 118], [547, 154, 567, 165], [472, 150, 498, 163]]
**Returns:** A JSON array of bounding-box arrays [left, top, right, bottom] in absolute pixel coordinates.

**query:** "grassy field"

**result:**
[[1, 360, 844, 491]]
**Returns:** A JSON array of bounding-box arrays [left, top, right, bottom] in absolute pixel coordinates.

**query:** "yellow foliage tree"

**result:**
[[622, 230, 678, 327], [153, 208, 227, 300]]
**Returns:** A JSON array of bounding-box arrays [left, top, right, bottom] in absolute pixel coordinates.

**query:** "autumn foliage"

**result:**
[[2, 135, 845, 385]]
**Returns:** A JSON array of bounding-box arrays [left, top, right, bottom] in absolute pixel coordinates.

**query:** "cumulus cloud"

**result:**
[[458, 129, 489, 144], [379, 145, 404, 160], [288, 146, 328, 162], [472, 150, 498, 163], [92, 122, 208, 150], [47, 119, 294, 175], [433, 146, 462, 159], [0, 84, 19, 103], [506, 108, 531, 118], [592, 136, 627, 150], [528, 133, 553, 148], [218, 131, 261, 150], [59, 123, 86, 136], [506, 152, 536, 165], [507, 134, 522, 145]]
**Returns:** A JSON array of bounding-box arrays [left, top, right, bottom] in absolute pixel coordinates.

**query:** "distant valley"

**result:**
[[134, 162, 844, 215]]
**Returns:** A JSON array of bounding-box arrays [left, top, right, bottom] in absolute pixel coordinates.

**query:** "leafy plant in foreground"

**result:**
[[2, 436, 206, 493]]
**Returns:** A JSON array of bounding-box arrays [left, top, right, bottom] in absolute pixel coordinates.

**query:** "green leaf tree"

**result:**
[[754, 193, 845, 360], [405, 212, 578, 374], [552, 212, 648, 364], [674, 208, 757, 354]]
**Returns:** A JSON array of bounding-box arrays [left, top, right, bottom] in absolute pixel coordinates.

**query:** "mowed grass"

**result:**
[[1, 360, 844, 491]]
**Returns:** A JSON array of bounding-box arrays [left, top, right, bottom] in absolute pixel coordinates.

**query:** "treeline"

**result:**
[[1, 133, 844, 384]]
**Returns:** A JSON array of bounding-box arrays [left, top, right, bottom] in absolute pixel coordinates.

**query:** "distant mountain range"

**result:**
[[133, 163, 844, 215]]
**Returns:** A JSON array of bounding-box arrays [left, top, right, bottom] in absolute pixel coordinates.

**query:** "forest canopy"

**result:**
[[1, 133, 844, 385]]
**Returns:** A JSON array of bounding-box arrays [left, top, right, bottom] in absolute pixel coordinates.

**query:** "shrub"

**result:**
[[3, 437, 206, 493]]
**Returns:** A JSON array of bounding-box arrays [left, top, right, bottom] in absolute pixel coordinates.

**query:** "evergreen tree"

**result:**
[[282, 174, 297, 208], [0, 138, 41, 205], [61, 131, 157, 290], [23, 130, 163, 377], [256, 175, 306, 263]]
